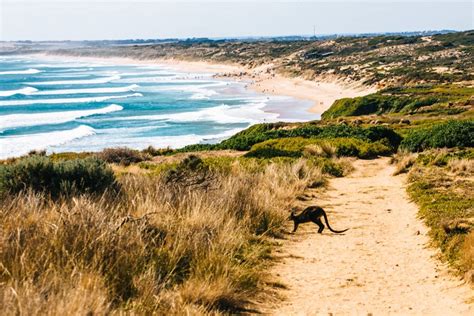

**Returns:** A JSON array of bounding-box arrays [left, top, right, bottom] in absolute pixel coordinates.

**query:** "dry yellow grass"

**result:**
[[303, 142, 336, 158], [448, 158, 474, 176], [391, 150, 417, 175], [0, 158, 322, 314], [461, 231, 474, 282]]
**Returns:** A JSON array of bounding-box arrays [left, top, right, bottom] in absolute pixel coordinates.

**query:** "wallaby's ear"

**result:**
[[288, 207, 297, 220]]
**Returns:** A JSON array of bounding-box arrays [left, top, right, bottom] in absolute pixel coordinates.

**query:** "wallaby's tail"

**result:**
[[322, 210, 349, 234]]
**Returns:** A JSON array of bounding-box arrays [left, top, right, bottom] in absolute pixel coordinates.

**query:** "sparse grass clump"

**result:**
[[407, 157, 474, 276], [447, 158, 474, 176], [391, 150, 417, 175], [303, 142, 336, 158], [0, 157, 324, 314]]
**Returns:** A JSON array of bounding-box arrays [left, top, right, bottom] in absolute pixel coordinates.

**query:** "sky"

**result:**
[[0, 0, 472, 41]]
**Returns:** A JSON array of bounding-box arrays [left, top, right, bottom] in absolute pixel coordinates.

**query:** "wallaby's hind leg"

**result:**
[[292, 222, 299, 233], [313, 218, 325, 233]]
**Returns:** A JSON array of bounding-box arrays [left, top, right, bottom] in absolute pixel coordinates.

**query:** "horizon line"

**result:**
[[2, 29, 471, 43]]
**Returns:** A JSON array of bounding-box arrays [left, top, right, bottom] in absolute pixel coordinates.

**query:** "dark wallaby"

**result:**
[[288, 206, 349, 234]]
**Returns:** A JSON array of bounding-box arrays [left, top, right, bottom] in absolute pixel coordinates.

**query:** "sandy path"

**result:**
[[261, 158, 472, 315]]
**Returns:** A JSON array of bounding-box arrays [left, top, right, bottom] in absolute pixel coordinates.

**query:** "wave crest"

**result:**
[[0, 87, 38, 97], [120, 100, 279, 124], [0, 68, 41, 75], [0, 125, 95, 159], [0, 93, 142, 106], [0, 104, 123, 131], [28, 75, 121, 85], [32, 84, 140, 96]]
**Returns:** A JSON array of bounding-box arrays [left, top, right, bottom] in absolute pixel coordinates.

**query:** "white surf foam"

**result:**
[[59, 128, 245, 153], [120, 99, 279, 124], [117, 76, 209, 84], [119, 70, 178, 77], [150, 81, 226, 100], [0, 125, 95, 159], [28, 75, 121, 85], [0, 93, 142, 106], [0, 87, 38, 97], [0, 104, 123, 131], [0, 68, 41, 75], [32, 84, 139, 96]]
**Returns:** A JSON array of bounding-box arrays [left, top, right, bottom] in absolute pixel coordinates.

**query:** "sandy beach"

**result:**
[[38, 53, 376, 117], [134, 58, 377, 114]]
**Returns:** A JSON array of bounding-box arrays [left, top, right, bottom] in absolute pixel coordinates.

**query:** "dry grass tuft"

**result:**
[[333, 157, 355, 176], [303, 142, 336, 158], [392, 150, 417, 175], [447, 158, 474, 176], [461, 231, 474, 282], [0, 158, 322, 314]]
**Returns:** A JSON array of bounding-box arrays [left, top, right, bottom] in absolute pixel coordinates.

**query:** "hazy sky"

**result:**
[[1, 0, 472, 41]]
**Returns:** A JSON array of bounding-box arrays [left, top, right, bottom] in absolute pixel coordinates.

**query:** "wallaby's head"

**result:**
[[288, 207, 298, 221]]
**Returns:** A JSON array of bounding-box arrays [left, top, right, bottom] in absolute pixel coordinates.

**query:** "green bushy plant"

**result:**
[[0, 156, 118, 198], [99, 147, 150, 166], [244, 137, 392, 159], [400, 120, 474, 152], [216, 123, 401, 151]]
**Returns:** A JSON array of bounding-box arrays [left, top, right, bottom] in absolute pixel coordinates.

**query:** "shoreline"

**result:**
[[36, 53, 376, 117]]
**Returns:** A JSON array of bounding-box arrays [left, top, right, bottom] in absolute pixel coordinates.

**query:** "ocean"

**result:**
[[0, 55, 315, 159]]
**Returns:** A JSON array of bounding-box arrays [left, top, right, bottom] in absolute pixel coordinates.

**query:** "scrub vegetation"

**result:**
[[0, 154, 326, 314]]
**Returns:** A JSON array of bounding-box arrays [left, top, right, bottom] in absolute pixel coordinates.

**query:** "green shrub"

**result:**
[[99, 147, 150, 166], [400, 120, 474, 152], [322, 85, 473, 119], [49, 152, 93, 162], [0, 156, 118, 198], [142, 146, 174, 156], [245, 137, 393, 159], [322, 95, 407, 118], [216, 123, 401, 151], [177, 143, 217, 152]]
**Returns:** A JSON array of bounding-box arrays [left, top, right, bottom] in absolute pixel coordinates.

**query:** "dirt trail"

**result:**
[[261, 158, 472, 315]]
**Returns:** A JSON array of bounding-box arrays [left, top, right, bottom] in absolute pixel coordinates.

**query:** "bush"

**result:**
[[98, 147, 150, 166], [400, 120, 474, 152], [177, 143, 217, 152], [244, 137, 393, 159], [216, 123, 401, 151], [322, 85, 473, 119], [142, 145, 174, 156], [0, 156, 118, 198]]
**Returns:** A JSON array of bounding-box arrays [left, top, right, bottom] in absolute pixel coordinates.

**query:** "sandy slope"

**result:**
[[260, 158, 473, 315]]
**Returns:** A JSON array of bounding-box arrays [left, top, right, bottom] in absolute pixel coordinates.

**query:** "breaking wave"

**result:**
[[0, 68, 41, 75], [0, 87, 38, 97], [0, 104, 123, 131], [0, 125, 96, 159], [0, 93, 142, 106]]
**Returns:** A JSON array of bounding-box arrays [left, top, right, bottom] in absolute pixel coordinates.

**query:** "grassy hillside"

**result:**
[[322, 85, 474, 119]]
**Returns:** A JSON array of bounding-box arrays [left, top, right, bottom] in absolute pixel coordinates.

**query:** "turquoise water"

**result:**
[[0, 55, 314, 159]]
